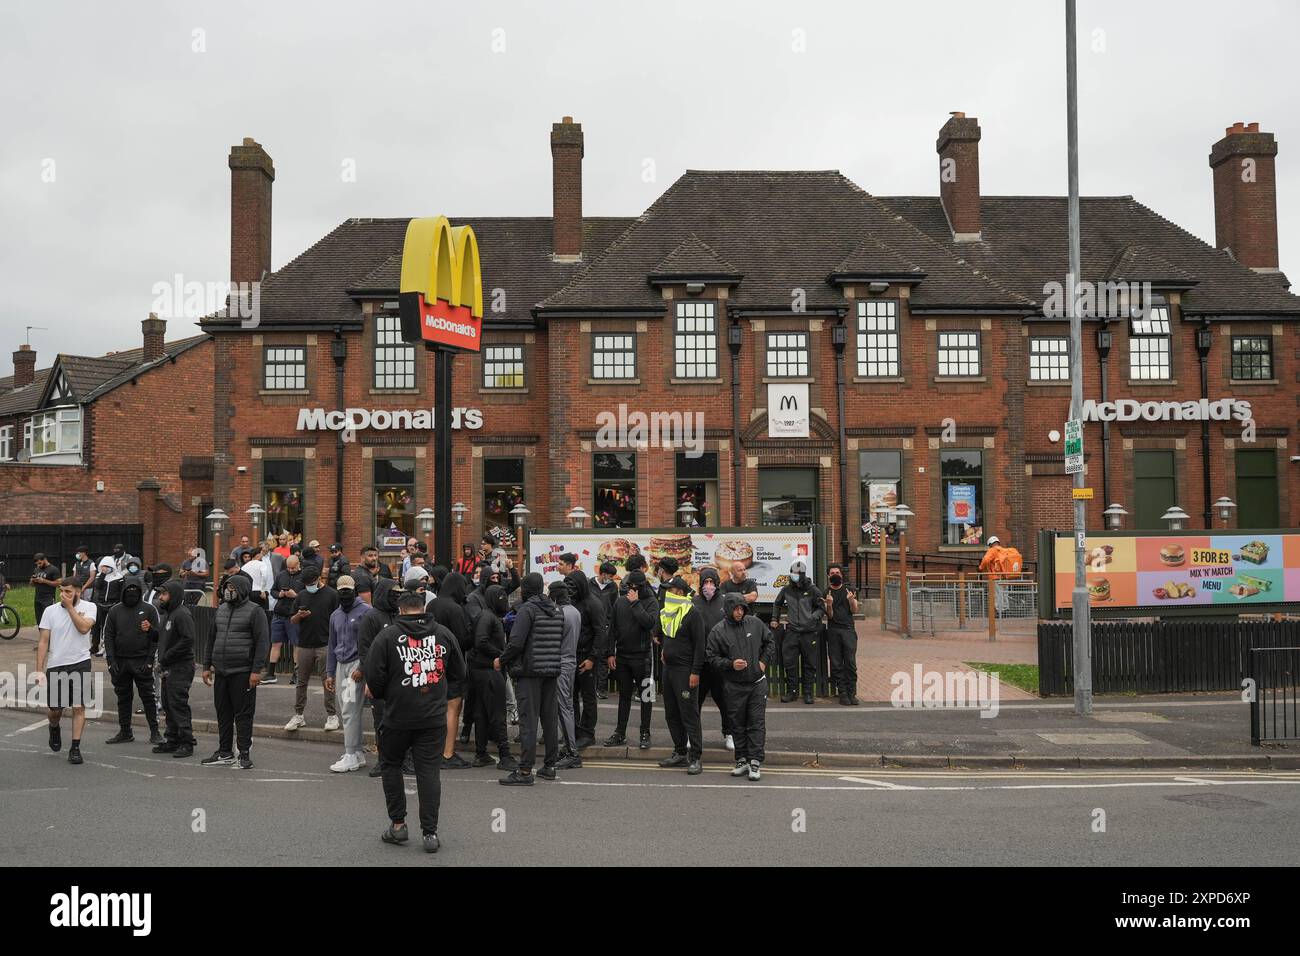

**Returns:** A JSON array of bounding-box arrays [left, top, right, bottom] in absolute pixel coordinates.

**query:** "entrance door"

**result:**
[[1236, 450, 1279, 529], [759, 468, 818, 526], [1133, 450, 1176, 530]]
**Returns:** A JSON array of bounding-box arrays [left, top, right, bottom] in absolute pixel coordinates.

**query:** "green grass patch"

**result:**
[[2, 585, 38, 628], [963, 661, 1039, 695]]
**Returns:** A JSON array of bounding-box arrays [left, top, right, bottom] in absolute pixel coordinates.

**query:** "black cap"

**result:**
[[599, 561, 617, 575], [666, 576, 691, 593], [329, 543, 341, 552]]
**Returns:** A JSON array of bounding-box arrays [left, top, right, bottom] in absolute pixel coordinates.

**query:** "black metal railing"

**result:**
[[1250, 646, 1300, 745]]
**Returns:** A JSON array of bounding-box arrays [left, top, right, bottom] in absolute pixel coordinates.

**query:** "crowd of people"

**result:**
[[32, 532, 865, 853]]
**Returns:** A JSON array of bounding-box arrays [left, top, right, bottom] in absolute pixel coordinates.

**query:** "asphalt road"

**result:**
[[2, 708, 1297, 867]]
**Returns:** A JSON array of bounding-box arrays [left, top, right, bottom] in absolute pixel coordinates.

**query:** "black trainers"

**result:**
[[730, 760, 749, 777], [201, 751, 235, 766], [172, 744, 194, 759], [603, 733, 626, 747], [442, 752, 471, 770], [574, 735, 595, 751], [638, 732, 651, 750], [659, 752, 688, 768], [368, 763, 383, 778], [260, 673, 278, 685], [381, 822, 410, 845], [555, 751, 583, 770], [847, 696, 861, 706], [152, 741, 178, 754], [105, 731, 134, 745], [499, 770, 534, 786], [496, 754, 519, 772], [687, 759, 703, 775], [471, 754, 495, 768], [237, 753, 253, 770], [780, 693, 797, 703], [68, 746, 83, 765], [48, 722, 61, 753], [537, 765, 558, 781], [803, 694, 814, 705], [423, 832, 440, 853], [148, 729, 166, 745]]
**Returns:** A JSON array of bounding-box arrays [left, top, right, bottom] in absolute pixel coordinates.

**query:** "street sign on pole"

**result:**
[[1064, 418, 1084, 475]]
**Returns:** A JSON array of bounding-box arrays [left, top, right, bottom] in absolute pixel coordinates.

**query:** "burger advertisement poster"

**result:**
[[1052, 532, 1300, 612], [528, 528, 816, 602]]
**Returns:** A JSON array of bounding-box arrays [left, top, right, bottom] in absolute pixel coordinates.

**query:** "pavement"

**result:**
[[2, 624, 1293, 768], [2, 705, 1298, 866]]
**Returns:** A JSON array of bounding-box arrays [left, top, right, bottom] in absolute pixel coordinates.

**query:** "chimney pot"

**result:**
[[936, 112, 982, 242], [1209, 121, 1279, 271], [229, 137, 275, 287], [551, 116, 584, 259], [12, 344, 36, 388], [141, 314, 167, 363]]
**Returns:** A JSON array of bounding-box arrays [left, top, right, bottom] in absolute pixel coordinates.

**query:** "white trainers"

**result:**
[[351, 752, 366, 770], [330, 754, 358, 773], [724, 734, 735, 751], [747, 760, 761, 781], [324, 715, 340, 732], [730, 760, 749, 777], [284, 714, 306, 731]]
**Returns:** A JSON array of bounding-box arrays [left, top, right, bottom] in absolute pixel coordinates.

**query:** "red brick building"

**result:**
[[0, 320, 213, 570], [201, 116, 1300, 570]]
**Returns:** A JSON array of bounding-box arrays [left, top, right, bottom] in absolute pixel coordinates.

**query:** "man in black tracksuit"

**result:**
[[655, 576, 705, 774], [497, 573, 564, 785], [468, 584, 517, 770], [706, 592, 775, 780], [824, 562, 861, 705], [772, 560, 825, 704], [564, 570, 607, 750], [604, 570, 659, 750], [103, 574, 163, 746], [201, 574, 269, 769], [153, 580, 197, 757], [366, 590, 464, 853], [359, 577, 405, 778], [691, 566, 735, 750], [431, 572, 473, 768], [590, 562, 619, 699]]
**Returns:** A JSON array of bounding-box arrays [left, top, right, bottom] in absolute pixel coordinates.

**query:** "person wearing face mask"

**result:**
[[72, 545, 96, 594], [549, 580, 583, 770], [430, 572, 473, 769], [265, 553, 305, 685], [772, 560, 825, 705], [565, 569, 606, 752], [201, 574, 269, 769], [590, 562, 619, 700], [286, 565, 339, 732], [655, 576, 706, 775], [103, 569, 164, 746], [824, 563, 860, 705], [604, 570, 659, 750], [705, 593, 775, 781], [691, 566, 735, 752], [496, 573, 564, 786], [359, 577, 409, 778], [153, 580, 197, 758], [90, 545, 126, 657], [325, 576, 372, 773], [468, 584, 518, 770]]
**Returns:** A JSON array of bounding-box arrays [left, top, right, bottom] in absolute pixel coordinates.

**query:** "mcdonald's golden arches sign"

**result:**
[[398, 216, 484, 351]]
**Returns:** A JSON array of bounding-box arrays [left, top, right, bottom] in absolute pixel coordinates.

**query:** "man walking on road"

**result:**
[[325, 575, 371, 773], [824, 563, 860, 705], [103, 572, 164, 746], [153, 580, 197, 757], [656, 576, 705, 774], [497, 573, 564, 786], [706, 593, 775, 781], [201, 574, 269, 769], [36, 578, 96, 765]]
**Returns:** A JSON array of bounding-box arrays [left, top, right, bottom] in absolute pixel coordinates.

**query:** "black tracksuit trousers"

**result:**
[[782, 628, 820, 696], [697, 663, 732, 735], [827, 624, 858, 698], [662, 666, 702, 760], [614, 655, 653, 737], [111, 657, 158, 733], [574, 666, 598, 740], [469, 667, 510, 758], [213, 671, 257, 756], [515, 676, 559, 772], [724, 679, 768, 764], [380, 722, 444, 835], [161, 663, 196, 746]]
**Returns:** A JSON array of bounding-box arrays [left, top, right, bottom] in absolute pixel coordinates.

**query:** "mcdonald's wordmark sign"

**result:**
[[768, 383, 810, 438], [398, 216, 484, 352]]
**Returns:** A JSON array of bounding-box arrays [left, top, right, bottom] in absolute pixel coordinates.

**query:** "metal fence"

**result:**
[[1250, 646, 1300, 745], [0, 524, 143, 581], [882, 574, 1037, 638]]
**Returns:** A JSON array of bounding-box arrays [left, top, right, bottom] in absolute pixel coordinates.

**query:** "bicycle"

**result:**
[[0, 566, 21, 639]]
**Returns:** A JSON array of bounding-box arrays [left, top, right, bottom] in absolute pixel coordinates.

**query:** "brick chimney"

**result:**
[[551, 117, 584, 260], [12, 344, 35, 388], [937, 112, 982, 242], [142, 313, 166, 363], [1209, 122, 1279, 272], [228, 137, 275, 287]]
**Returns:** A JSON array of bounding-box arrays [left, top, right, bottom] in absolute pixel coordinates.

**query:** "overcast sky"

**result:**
[[2, 0, 1295, 363]]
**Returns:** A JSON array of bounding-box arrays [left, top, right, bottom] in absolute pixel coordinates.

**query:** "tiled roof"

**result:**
[[649, 234, 741, 278], [831, 235, 925, 278], [202, 217, 634, 328], [876, 196, 1300, 316], [0, 371, 51, 417]]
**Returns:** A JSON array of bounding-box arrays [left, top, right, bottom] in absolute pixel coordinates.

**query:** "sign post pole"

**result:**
[[1065, 0, 1092, 715], [434, 346, 453, 568]]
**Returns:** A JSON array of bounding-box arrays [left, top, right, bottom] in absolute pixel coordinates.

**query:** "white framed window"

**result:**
[[592, 334, 636, 380], [0, 426, 12, 461], [938, 331, 980, 377], [30, 407, 81, 457], [23, 420, 32, 455], [766, 332, 810, 378], [374, 314, 415, 389], [674, 302, 718, 378], [264, 346, 306, 390], [1129, 305, 1171, 380], [483, 345, 525, 389], [856, 300, 899, 377], [1029, 336, 1070, 381]]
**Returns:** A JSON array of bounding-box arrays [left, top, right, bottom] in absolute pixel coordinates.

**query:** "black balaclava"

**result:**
[[338, 587, 356, 610], [122, 582, 142, 608], [521, 572, 544, 600], [485, 584, 508, 618]]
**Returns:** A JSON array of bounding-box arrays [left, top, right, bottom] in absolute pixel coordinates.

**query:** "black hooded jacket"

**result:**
[[156, 580, 196, 668], [499, 575, 563, 678], [564, 570, 608, 663], [691, 567, 726, 634], [365, 612, 465, 729], [358, 577, 401, 678], [204, 574, 270, 676], [774, 576, 825, 633], [431, 571, 472, 656], [104, 575, 160, 662], [706, 593, 775, 684], [470, 584, 509, 670], [608, 575, 659, 658]]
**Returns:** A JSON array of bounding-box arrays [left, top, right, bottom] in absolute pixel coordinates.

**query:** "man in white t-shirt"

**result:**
[[36, 578, 97, 765]]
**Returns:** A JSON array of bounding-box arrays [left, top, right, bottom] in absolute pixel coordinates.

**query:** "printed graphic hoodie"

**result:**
[[365, 612, 465, 730]]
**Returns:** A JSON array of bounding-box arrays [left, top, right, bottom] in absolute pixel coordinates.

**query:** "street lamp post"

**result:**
[[206, 508, 229, 601], [893, 504, 915, 638], [875, 506, 891, 629], [1161, 506, 1190, 532], [567, 506, 590, 530], [451, 502, 468, 557], [676, 501, 699, 528], [510, 503, 531, 575], [416, 508, 435, 563], [246, 504, 265, 546], [1214, 496, 1237, 528], [1103, 503, 1128, 532]]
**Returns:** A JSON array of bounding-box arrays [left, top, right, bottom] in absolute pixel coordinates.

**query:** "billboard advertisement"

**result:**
[[1049, 531, 1300, 614], [527, 527, 815, 603]]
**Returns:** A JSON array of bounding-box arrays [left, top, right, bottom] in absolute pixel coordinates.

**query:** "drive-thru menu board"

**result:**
[[1052, 532, 1300, 611]]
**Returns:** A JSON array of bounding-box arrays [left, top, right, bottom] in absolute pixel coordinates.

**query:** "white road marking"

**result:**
[[555, 777, 1300, 794], [8, 719, 51, 736], [251, 778, 316, 783], [837, 775, 914, 789], [1, 787, 69, 794]]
